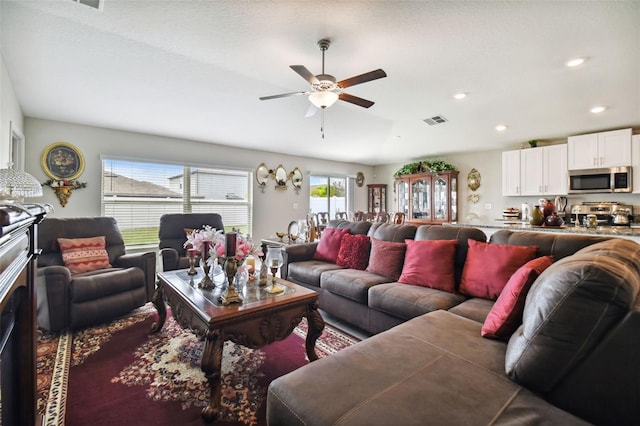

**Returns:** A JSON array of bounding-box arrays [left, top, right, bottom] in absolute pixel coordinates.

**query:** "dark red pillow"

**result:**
[[459, 239, 538, 300], [366, 238, 406, 281], [336, 234, 371, 270], [482, 256, 554, 340], [313, 228, 350, 263], [398, 239, 457, 292]]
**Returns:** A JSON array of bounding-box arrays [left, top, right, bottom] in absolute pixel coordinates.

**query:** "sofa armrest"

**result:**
[[284, 242, 319, 262], [36, 265, 72, 332], [281, 242, 319, 281], [159, 248, 180, 272], [115, 252, 157, 300]]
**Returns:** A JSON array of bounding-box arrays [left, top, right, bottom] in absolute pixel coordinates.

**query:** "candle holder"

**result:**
[[198, 241, 214, 290], [264, 245, 284, 294], [187, 256, 198, 275], [219, 257, 243, 305]]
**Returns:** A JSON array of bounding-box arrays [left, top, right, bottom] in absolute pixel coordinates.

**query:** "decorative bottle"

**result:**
[[530, 205, 545, 226]]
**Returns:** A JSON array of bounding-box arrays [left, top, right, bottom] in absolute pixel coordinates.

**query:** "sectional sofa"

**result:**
[[267, 220, 640, 424]]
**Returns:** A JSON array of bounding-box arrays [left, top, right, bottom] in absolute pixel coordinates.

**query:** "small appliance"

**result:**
[[568, 167, 632, 193], [569, 202, 634, 227]]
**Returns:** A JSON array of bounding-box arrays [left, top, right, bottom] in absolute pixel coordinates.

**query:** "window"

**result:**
[[309, 175, 353, 219], [102, 158, 252, 249]]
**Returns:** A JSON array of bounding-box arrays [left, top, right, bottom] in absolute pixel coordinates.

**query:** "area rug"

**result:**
[[37, 303, 360, 426]]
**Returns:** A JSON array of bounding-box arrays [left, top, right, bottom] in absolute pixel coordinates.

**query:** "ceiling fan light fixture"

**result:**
[[309, 91, 339, 109]]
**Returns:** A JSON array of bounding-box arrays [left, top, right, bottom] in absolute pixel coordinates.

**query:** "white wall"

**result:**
[[0, 50, 24, 167], [24, 117, 373, 243]]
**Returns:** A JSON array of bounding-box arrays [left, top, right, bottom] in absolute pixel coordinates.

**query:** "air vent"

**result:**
[[71, 0, 103, 10], [423, 115, 448, 126]]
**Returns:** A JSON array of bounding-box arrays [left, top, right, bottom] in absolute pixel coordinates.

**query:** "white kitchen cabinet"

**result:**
[[502, 150, 521, 196], [632, 134, 640, 194], [568, 128, 631, 170], [520, 145, 567, 196]]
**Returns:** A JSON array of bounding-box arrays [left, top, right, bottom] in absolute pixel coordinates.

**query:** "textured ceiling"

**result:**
[[1, 1, 639, 165]]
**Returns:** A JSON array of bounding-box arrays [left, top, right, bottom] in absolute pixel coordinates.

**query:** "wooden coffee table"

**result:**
[[151, 269, 324, 422]]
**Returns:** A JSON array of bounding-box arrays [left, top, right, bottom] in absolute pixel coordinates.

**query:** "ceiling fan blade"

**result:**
[[305, 103, 317, 118], [259, 91, 308, 101], [337, 69, 387, 89], [290, 65, 320, 85], [339, 93, 375, 108]]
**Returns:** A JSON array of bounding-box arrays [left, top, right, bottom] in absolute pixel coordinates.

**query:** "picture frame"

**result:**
[[41, 142, 85, 180]]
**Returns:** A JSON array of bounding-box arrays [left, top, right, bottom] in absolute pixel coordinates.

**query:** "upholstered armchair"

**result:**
[[36, 217, 156, 332], [158, 213, 225, 271]]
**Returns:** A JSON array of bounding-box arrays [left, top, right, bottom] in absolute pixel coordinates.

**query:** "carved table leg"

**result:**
[[305, 301, 325, 361], [150, 280, 166, 333], [201, 328, 224, 422]]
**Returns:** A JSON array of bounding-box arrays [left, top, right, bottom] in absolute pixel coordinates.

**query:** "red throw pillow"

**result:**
[[313, 228, 350, 263], [459, 239, 538, 300], [398, 239, 458, 292], [366, 238, 406, 281], [482, 256, 554, 340], [58, 236, 111, 274], [336, 234, 371, 270]]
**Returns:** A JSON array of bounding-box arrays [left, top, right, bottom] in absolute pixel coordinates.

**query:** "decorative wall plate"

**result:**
[[355, 172, 365, 187], [467, 168, 481, 191], [41, 142, 85, 180]]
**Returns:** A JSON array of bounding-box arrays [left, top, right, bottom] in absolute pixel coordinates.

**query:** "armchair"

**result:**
[[36, 217, 156, 332], [158, 213, 225, 271]]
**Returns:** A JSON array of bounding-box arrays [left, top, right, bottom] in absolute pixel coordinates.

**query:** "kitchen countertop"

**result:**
[[445, 220, 640, 237]]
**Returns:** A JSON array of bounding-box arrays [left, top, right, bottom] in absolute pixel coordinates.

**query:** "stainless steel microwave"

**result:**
[[568, 166, 632, 193]]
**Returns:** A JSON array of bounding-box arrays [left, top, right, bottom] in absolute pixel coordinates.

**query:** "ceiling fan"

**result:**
[[259, 38, 387, 114]]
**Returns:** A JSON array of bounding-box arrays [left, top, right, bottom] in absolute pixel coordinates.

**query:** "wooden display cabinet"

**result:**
[[367, 184, 387, 213], [395, 170, 458, 225]]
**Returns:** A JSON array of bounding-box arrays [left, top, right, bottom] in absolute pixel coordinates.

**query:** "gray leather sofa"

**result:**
[[36, 217, 156, 331], [269, 230, 639, 425]]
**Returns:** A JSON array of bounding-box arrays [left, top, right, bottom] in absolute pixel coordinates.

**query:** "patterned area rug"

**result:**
[[37, 303, 359, 426]]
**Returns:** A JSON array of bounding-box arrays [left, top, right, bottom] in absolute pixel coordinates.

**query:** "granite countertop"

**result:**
[[446, 220, 640, 237]]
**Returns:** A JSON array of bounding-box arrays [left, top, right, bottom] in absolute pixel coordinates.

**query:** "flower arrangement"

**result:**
[[393, 160, 456, 178], [184, 226, 262, 262], [42, 178, 87, 189]]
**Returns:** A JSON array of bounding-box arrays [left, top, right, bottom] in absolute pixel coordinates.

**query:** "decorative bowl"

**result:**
[[275, 231, 287, 240]]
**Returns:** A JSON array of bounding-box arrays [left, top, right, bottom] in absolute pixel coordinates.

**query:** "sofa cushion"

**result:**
[[313, 228, 350, 263], [369, 283, 467, 320], [336, 234, 370, 270], [366, 238, 406, 281], [268, 311, 589, 426], [70, 267, 145, 303], [58, 236, 112, 274], [448, 298, 495, 323], [459, 239, 538, 300], [482, 255, 554, 340], [287, 260, 343, 288], [321, 269, 392, 304], [506, 239, 640, 395], [398, 239, 457, 292]]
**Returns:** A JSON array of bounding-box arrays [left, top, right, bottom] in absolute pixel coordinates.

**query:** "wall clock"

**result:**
[[355, 172, 365, 187]]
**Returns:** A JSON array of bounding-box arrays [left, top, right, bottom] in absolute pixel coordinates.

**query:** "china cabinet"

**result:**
[[568, 128, 631, 170], [367, 184, 387, 213], [395, 170, 458, 225]]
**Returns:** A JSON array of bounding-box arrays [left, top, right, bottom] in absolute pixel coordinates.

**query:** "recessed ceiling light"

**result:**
[[495, 124, 507, 132], [590, 105, 606, 114], [566, 57, 586, 67], [453, 92, 467, 100]]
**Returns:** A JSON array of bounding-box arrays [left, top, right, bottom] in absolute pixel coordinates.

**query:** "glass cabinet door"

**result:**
[[451, 176, 457, 221], [433, 176, 448, 220], [397, 181, 409, 216], [411, 179, 430, 219]]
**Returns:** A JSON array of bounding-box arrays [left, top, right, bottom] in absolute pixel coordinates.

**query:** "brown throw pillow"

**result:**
[[366, 238, 406, 281]]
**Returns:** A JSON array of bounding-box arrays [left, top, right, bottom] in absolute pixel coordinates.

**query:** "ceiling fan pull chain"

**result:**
[[321, 110, 325, 139]]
